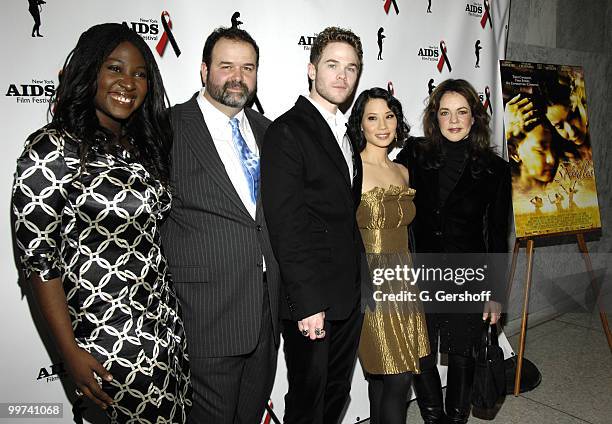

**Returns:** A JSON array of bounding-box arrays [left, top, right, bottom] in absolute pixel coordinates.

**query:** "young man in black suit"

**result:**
[[261, 27, 366, 424]]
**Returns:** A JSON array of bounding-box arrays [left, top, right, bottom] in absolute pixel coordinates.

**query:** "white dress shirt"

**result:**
[[197, 89, 267, 271], [197, 88, 259, 218], [305, 95, 354, 183]]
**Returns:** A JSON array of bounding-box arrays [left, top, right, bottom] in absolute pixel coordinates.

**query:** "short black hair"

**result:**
[[201, 26, 259, 67]]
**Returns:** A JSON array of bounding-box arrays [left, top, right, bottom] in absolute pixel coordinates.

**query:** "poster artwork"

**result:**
[[500, 60, 601, 238]]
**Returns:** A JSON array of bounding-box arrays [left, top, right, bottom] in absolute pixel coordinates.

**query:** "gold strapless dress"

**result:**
[[357, 185, 430, 374]]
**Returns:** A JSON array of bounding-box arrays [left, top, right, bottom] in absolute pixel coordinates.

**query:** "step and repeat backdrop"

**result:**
[[1, 1, 509, 422]]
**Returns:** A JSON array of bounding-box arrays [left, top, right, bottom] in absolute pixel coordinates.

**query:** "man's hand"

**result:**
[[298, 312, 326, 340], [483, 301, 502, 324]]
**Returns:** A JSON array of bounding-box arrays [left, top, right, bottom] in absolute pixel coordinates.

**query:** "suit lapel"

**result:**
[[296, 97, 351, 187], [180, 94, 252, 219]]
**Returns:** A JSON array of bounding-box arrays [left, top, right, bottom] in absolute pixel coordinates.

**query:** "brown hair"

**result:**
[[309, 26, 362, 70], [420, 79, 496, 177]]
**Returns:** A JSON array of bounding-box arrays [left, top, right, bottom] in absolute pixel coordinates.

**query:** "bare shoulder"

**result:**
[[394, 162, 410, 185]]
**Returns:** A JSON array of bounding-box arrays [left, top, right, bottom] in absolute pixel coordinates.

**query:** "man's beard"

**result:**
[[207, 79, 255, 108]]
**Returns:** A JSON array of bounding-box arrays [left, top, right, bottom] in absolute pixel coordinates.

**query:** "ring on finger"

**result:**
[[75, 388, 83, 397], [301, 329, 309, 336], [315, 328, 324, 336]]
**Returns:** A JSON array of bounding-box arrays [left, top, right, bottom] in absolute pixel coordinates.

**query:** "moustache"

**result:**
[[223, 81, 248, 92]]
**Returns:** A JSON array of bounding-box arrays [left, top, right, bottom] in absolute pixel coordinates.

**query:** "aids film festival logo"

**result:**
[[123, 16, 160, 42], [465, 1, 492, 29], [156, 11, 181, 57], [37, 362, 66, 383], [479, 86, 493, 114], [122, 13, 182, 58], [418, 41, 452, 73], [437, 41, 452, 73], [418, 44, 439, 63], [383, 0, 400, 15], [6, 78, 55, 105], [298, 33, 318, 51]]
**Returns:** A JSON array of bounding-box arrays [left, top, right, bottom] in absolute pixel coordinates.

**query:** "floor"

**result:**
[[368, 310, 612, 423]]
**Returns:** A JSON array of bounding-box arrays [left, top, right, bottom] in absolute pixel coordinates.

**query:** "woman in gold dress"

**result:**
[[348, 88, 430, 424]]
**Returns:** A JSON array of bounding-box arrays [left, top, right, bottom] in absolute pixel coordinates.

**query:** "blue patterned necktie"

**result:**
[[230, 118, 259, 204]]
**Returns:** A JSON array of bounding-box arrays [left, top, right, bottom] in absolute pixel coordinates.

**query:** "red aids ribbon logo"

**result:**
[[156, 11, 181, 57], [437, 41, 452, 73], [384, 0, 400, 15], [387, 81, 395, 95], [483, 86, 493, 114], [481, 0, 493, 28]]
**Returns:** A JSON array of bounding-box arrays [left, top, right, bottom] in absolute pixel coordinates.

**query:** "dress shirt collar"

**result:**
[[305, 95, 348, 132], [197, 88, 247, 133]]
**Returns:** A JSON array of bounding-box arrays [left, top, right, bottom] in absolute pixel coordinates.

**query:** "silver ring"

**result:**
[[301, 329, 309, 336], [315, 328, 323, 336], [75, 388, 83, 397]]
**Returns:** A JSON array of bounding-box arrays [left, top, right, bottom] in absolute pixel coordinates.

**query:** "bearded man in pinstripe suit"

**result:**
[[161, 27, 280, 424]]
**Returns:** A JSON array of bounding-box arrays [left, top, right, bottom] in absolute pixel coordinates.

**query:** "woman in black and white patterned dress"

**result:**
[[12, 23, 191, 423]]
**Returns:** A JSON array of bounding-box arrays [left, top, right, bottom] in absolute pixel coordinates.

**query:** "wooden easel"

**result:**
[[506, 231, 612, 396]]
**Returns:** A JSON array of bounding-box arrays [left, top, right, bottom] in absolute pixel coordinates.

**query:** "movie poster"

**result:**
[[500, 60, 601, 238]]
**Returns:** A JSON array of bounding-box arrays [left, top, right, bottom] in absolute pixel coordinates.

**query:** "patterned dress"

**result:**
[[12, 127, 191, 423], [357, 185, 430, 375]]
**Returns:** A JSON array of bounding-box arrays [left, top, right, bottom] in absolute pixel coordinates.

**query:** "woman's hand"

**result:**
[[483, 300, 502, 324], [63, 347, 114, 409], [28, 276, 114, 409]]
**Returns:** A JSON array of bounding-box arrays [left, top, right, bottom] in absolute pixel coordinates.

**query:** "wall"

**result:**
[[504, 0, 611, 334]]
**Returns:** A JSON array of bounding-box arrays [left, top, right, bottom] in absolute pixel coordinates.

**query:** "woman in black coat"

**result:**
[[395, 79, 511, 423]]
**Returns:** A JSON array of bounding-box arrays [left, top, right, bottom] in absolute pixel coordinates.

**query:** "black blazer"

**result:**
[[395, 138, 511, 301], [161, 93, 281, 358], [261, 96, 365, 321]]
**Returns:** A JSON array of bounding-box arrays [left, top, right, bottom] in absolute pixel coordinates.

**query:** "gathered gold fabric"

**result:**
[[357, 185, 430, 375], [361, 228, 409, 254]]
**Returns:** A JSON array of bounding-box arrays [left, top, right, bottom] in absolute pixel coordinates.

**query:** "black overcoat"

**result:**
[[395, 137, 511, 355]]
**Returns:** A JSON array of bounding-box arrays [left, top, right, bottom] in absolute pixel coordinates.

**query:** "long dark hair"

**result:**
[[50, 23, 171, 184], [420, 78, 496, 177], [348, 87, 410, 152]]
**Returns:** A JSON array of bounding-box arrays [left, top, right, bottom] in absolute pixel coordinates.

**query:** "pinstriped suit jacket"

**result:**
[[161, 93, 280, 358]]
